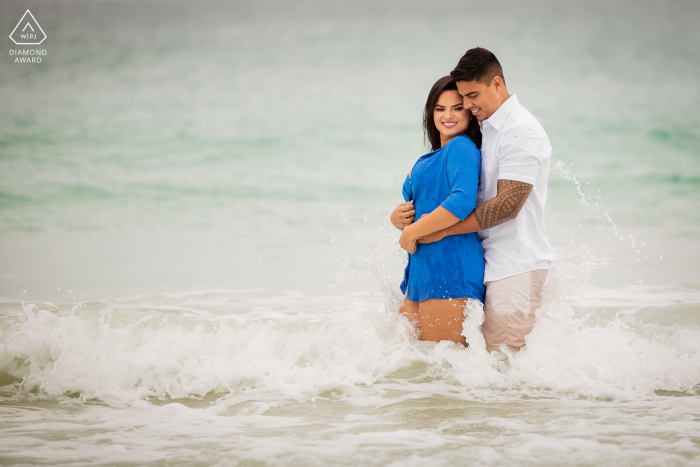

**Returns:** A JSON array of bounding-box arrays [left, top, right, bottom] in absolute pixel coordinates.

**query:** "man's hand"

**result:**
[[398, 207, 460, 254], [414, 214, 445, 244], [390, 201, 415, 230], [398, 224, 418, 254]]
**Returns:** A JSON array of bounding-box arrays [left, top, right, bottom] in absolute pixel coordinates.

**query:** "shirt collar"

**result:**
[[484, 93, 518, 131]]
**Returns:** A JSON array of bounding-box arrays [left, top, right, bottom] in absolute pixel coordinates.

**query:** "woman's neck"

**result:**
[[440, 134, 454, 148]]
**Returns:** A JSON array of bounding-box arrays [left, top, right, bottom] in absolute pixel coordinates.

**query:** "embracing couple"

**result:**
[[391, 47, 555, 352]]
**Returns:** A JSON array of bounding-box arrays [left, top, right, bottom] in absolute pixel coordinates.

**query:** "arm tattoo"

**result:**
[[474, 180, 533, 230]]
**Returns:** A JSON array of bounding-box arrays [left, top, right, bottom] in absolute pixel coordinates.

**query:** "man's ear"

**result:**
[[492, 76, 504, 92]]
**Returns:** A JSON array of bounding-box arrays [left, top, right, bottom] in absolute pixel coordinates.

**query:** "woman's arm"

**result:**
[[398, 206, 459, 253]]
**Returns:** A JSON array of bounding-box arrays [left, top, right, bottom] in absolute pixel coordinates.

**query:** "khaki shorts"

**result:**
[[482, 269, 548, 352]]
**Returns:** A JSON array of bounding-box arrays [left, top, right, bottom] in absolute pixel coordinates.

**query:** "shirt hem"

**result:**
[[406, 291, 485, 303], [484, 261, 554, 283]]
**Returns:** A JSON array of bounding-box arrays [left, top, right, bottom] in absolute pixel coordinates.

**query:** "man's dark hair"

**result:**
[[423, 76, 481, 151], [450, 47, 505, 86]]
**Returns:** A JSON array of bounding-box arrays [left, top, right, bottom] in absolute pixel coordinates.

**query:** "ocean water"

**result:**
[[1, 0, 700, 465]]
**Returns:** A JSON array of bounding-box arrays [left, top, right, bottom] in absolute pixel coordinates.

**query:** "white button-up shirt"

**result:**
[[477, 94, 555, 282]]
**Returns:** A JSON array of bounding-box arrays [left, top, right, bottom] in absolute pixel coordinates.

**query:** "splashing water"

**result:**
[[0, 178, 698, 402], [1, 229, 699, 464]]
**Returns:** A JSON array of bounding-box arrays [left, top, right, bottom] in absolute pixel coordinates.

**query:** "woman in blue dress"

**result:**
[[390, 76, 484, 346]]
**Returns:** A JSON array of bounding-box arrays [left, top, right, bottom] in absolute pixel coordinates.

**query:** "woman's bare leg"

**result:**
[[418, 298, 468, 346], [399, 297, 421, 337]]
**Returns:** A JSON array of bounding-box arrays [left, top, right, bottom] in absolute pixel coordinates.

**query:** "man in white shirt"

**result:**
[[417, 47, 555, 352]]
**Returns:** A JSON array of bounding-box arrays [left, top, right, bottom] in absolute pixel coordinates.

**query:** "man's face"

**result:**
[[456, 78, 503, 121]]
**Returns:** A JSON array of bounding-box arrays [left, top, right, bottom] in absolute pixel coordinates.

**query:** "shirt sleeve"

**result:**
[[497, 124, 544, 185], [440, 138, 480, 221], [402, 174, 411, 202]]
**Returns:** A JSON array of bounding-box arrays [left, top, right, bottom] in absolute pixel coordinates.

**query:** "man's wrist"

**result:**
[[439, 225, 452, 238]]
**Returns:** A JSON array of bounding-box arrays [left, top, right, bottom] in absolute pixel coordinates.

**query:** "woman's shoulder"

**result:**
[[445, 135, 480, 158], [446, 134, 478, 151]]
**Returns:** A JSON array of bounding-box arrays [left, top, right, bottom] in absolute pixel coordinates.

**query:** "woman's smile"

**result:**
[[433, 89, 470, 147]]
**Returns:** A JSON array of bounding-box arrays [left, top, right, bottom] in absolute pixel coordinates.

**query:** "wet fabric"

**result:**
[[400, 135, 485, 303]]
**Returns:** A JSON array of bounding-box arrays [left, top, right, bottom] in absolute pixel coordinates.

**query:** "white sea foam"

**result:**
[[1, 237, 698, 406], [2, 258, 700, 465]]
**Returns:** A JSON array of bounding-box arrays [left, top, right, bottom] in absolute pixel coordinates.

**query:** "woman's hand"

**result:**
[[398, 225, 418, 254], [390, 201, 415, 230]]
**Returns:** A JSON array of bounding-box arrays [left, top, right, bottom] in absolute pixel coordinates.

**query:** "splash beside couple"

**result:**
[[391, 47, 554, 352]]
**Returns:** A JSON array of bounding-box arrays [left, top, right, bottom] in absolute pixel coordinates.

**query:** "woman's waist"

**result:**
[[409, 238, 484, 278]]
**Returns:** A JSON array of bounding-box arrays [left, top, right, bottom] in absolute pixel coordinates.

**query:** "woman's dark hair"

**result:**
[[423, 76, 481, 151]]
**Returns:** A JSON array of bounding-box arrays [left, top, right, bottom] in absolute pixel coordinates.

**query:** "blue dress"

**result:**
[[400, 135, 485, 303]]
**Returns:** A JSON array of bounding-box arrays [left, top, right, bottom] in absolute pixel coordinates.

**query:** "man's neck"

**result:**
[[487, 91, 511, 119], [497, 91, 511, 107]]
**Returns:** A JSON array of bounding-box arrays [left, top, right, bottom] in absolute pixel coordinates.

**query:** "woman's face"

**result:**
[[433, 90, 469, 141]]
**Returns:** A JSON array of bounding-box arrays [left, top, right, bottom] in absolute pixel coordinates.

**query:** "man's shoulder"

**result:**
[[501, 104, 550, 146], [504, 104, 546, 134], [495, 104, 552, 161]]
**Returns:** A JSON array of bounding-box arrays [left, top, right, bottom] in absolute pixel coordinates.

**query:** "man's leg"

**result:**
[[482, 269, 548, 352]]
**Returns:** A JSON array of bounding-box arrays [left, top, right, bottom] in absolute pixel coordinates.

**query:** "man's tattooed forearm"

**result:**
[[474, 180, 533, 230]]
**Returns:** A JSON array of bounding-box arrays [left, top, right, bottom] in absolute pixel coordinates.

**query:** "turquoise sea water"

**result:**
[[1, 1, 699, 465]]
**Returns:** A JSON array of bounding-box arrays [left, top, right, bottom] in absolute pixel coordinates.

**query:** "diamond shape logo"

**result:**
[[9, 10, 47, 45]]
